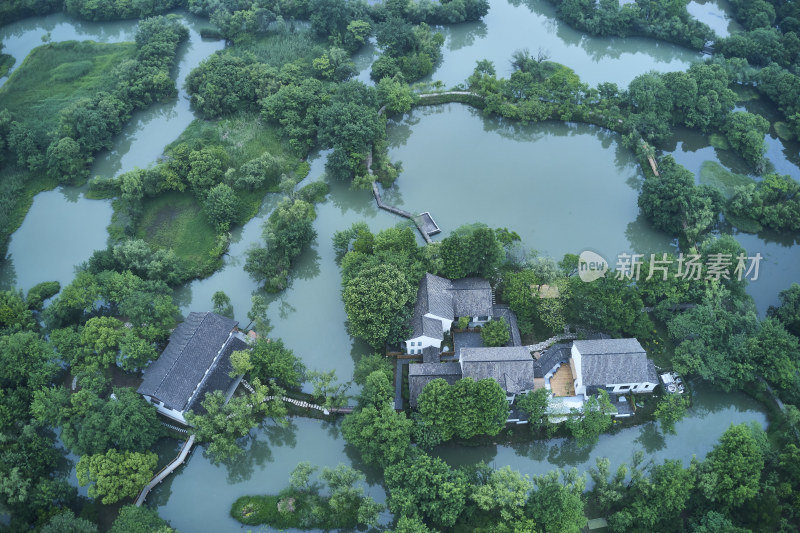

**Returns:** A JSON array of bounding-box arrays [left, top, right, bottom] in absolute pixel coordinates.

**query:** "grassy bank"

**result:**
[[0, 40, 136, 133], [118, 113, 304, 279], [134, 192, 220, 276], [231, 489, 367, 530]]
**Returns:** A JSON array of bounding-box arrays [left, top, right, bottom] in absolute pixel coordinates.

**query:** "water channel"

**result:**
[[0, 1, 791, 528]]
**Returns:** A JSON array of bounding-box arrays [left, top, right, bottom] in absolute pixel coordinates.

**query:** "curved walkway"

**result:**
[[134, 434, 196, 507]]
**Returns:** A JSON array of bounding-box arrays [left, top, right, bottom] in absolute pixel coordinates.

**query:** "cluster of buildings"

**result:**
[[405, 273, 659, 418], [137, 273, 660, 426]]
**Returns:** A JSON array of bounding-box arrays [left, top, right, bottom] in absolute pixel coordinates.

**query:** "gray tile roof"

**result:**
[[460, 346, 534, 394], [408, 362, 463, 407], [409, 273, 493, 338], [576, 338, 656, 387], [460, 346, 532, 362], [422, 346, 440, 364], [533, 343, 571, 378], [572, 338, 645, 356], [450, 277, 493, 317], [185, 334, 249, 414], [424, 273, 455, 319], [137, 312, 238, 412]]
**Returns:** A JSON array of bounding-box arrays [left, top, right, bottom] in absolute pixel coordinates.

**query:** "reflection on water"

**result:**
[[2, 186, 112, 293], [428, 0, 700, 88], [0, 12, 224, 293], [436, 383, 767, 486], [686, 0, 742, 38], [387, 103, 672, 262], [152, 418, 389, 533]]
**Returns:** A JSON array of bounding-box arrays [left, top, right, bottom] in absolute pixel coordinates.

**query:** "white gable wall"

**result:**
[[424, 313, 453, 332], [143, 395, 188, 425], [571, 344, 585, 395], [405, 336, 442, 354]]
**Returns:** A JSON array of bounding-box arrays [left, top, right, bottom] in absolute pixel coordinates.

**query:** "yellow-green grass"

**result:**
[[0, 40, 136, 132], [226, 29, 325, 68], [708, 132, 730, 150], [0, 41, 136, 253], [135, 191, 219, 272], [699, 160, 755, 199]]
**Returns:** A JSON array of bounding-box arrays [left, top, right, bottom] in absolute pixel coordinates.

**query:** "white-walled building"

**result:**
[[137, 312, 249, 425], [404, 273, 493, 354], [570, 339, 659, 396]]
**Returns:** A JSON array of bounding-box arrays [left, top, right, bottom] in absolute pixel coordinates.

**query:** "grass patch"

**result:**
[[231, 489, 371, 530], [227, 29, 325, 69], [708, 132, 730, 150], [166, 112, 301, 219], [733, 85, 761, 102], [699, 160, 755, 199], [135, 191, 219, 272], [774, 121, 794, 141], [725, 212, 763, 233], [0, 40, 136, 133]]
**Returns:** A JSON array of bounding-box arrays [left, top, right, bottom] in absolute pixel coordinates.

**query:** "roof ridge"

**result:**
[[151, 312, 210, 396]]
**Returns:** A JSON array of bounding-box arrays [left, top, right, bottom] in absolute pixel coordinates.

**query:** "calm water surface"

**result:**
[[0, 3, 793, 526], [0, 13, 224, 293]]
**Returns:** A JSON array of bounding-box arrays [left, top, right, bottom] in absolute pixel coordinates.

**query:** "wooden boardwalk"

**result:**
[[134, 434, 196, 507], [371, 182, 435, 243]]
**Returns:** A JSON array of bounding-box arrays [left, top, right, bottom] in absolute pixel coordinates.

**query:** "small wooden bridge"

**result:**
[[371, 182, 439, 243], [134, 434, 196, 507]]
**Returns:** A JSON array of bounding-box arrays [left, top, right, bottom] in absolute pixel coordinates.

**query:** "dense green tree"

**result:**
[[469, 465, 534, 530], [769, 283, 800, 338], [244, 197, 316, 292], [343, 263, 415, 348], [747, 318, 799, 390], [564, 390, 615, 447], [698, 423, 765, 510], [77, 449, 157, 504], [353, 353, 393, 385], [110, 505, 175, 533], [211, 290, 234, 319], [187, 146, 228, 199], [668, 284, 759, 391], [391, 515, 436, 533], [480, 317, 510, 347], [248, 338, 305, 388], [40, 510, 97, 533], [653, 393, 689, 434], [567, 275, 652, 339], [385, 451, 468, 528], [377, 76, 417, 114], [358, 370, 394, 409], [25, 280, 61, 311], [439, 223, 505, 279], [0, 289, 36, 333], [187, 379, 287, 463], [723, 111, 770, 168], [341, 402, 412, 467], [79, 316, 125, 369], [45, 136, 86, 184], [638, 156, 721, 243], [526, 469, 587, 533], [516, 388, 550, 430], [204, 182, 239, 230]]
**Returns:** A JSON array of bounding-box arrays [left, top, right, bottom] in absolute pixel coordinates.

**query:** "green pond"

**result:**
[[0, 1, 793, 529]]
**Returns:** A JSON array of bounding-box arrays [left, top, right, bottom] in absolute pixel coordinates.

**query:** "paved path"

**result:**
[[134, 434, 196, 506]]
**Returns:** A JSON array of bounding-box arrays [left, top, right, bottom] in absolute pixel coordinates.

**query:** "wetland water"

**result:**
[[0, 0, 792, 527]]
